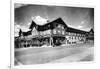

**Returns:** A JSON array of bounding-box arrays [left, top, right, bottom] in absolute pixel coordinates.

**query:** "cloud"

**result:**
[[27, 22, 31, 26], [21, 26, 30, 32], [32, 16, 48, 25], [14, 25, 20, 37], [14, 24, 31, 37]]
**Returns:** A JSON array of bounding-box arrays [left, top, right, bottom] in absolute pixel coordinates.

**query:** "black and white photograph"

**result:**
[[14, 3, 94, 66]]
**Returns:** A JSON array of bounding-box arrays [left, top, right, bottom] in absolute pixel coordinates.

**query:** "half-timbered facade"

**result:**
[[15, 17, 94, 48]]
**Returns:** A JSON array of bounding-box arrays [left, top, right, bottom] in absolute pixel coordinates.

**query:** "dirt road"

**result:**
[[15, 43, 94, 65]]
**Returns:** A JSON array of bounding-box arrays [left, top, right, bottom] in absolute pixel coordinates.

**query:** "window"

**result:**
[[53, 29, 56, 34], [72, 37, 73, 39]]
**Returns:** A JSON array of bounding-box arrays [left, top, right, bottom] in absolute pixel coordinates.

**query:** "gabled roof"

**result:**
[[89, 28, 94, 33], [29, 21, 36, 29], [50, 17, 68, 29], [29, 17, 68, 31], [19, 29, 22, 37], [24, 17, 89, 35], [67, 27, 88, 34], [89, 28, 94, 34]]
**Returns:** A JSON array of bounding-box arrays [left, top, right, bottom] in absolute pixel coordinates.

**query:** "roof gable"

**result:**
[[29, 17, 68, 31]]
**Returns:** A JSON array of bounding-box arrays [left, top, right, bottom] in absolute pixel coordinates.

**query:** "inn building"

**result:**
[[15, 17, 94, 48]]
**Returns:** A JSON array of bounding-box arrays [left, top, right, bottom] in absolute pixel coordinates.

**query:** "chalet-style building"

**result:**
[[15, 17, 94, 48]]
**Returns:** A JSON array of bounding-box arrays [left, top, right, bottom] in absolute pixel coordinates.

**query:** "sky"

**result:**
[[14, 3, 94, 32]]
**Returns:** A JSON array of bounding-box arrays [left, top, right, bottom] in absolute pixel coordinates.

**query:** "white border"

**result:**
[[13, 0, 95, 8], [11, 0, 14, 68], [11, 0, 95, 69]]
